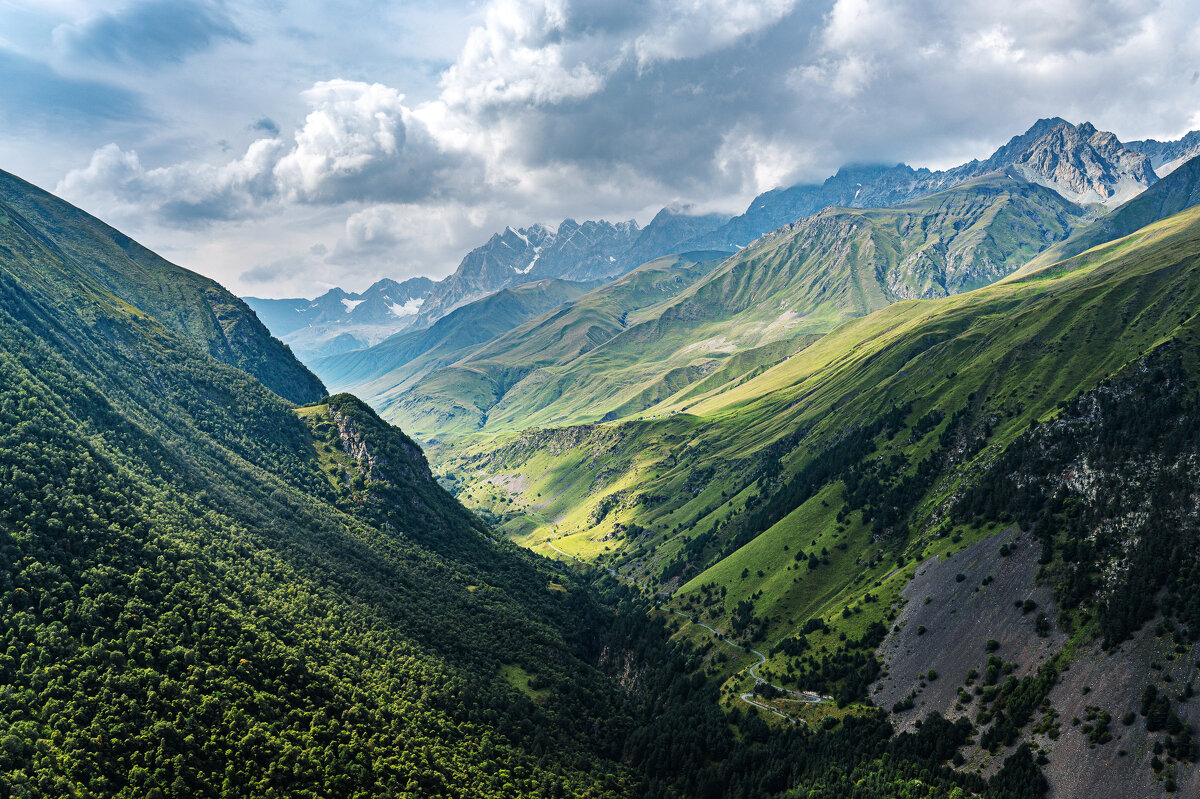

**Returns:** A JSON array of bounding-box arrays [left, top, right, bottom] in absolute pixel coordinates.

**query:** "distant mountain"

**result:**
[[1125, 130, 1200, 177], [684, 118, 1165, 251], [0, 168, 324, 404], [313, 277, 597, 395], [410, 210, 731, 327], [244, 276, 434, 360], [248, 118, 1198, 358], [375, 251, 731, 439], [369, 174, 1089, 441], [619, 206, 732, 271], [411, 220, 636, 325]]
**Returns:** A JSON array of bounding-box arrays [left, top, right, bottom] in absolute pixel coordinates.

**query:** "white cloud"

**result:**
[[438, 0, 608, 111], [41, 0, 1200, 296], [632, 0, 798, 66], [58, 79, 471, 227], [273, 79, 471, 203]]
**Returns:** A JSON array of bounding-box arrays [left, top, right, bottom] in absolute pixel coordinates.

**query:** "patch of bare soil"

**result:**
[[1036, 627, 1200, 799], [873, 528, 1063, 733]]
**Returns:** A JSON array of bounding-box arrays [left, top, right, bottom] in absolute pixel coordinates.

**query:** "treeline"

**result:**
[[956, 345, 1200, 646]]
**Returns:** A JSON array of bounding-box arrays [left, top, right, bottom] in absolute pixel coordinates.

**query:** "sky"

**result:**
[[2, 0, 1199, 297]]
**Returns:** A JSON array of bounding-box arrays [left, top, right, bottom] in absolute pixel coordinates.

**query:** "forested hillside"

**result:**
[[0, 171, 1050, 798]]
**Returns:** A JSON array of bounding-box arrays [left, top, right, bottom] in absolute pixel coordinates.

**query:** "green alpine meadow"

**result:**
[[5, 3, 1200, 797]]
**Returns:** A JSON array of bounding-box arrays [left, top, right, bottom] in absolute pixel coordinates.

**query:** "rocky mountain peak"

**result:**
[[1124, 129, 1200, 177], [1008, 119, 1157, 205]]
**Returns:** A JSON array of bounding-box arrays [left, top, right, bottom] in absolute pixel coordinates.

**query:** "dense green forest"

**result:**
[[0, 172, 1055, 797]]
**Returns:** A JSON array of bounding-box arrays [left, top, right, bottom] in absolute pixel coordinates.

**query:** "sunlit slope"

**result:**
[[448, 201, 1200, 600], [390, 174, 1088, 440]]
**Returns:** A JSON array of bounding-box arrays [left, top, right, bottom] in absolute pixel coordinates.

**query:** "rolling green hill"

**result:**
[[0, 175, 1040, 798], [314, 277, 597, 395], [0, 169, 324, 404], [443, 199, 1200, 795], [380, 174, 1089, 441]]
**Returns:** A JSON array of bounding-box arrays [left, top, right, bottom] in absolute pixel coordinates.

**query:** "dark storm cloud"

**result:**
[[54, 0, 249, 67]]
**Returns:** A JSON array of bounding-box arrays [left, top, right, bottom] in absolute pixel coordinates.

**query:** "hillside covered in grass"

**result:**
[[373, 174, 1089, 441], [443, 181, 1200, 796]]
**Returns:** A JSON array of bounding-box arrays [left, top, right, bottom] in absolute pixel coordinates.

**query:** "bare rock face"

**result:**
[[1125, 129, 1200, 177], [1011, 121, 1158, 206], [413, 219, 643, 325]]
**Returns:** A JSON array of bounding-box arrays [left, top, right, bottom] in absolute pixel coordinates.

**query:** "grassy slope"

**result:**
[[377, 251, 730, 439], [445, 202, 1200, 666], [313, 277, 597, 393], [389, 175, 1087, 441], [0, 169, 325, 404]]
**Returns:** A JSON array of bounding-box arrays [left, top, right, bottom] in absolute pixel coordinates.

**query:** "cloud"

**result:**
[[632, 0, 799, 66], [45, 0, 1200, 296], [57, 138, 287, 227], [53, 0, 248, 66], [328, 203, 500, 274], [273, 80, 467, 204], [58, 79, 473, 227], [250, 117, 280, 136]]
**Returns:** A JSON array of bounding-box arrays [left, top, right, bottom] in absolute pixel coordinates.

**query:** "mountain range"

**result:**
[[329, 173, 1089, 441], [243, 276, 434, 360], [254, 118, 1190, 343], [9, 111, 1200, 799]]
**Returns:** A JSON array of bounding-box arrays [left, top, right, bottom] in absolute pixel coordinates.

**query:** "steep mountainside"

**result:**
[[313, 278, 597, 394], [412, 212, 730, 327], [378, 174, 1088, 441], [685, 118, 1166, 251], [0, 169, 324, 404], [1017, 154, 1200, 273], [0, 173, 1043, 799], [442, 201, 1200, 798], [244, 276, 435, 360]]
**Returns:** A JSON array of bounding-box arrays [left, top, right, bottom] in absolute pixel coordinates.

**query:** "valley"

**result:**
[[7, 105, 1200, 799], [310, 122, 1200, 797]]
